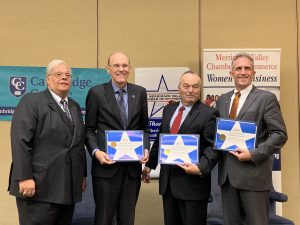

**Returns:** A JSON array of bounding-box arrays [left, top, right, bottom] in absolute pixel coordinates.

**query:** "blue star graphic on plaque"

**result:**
[[215, 118, 257, 151], [106, 130, 144, 161], [159, 134, 199, 164]]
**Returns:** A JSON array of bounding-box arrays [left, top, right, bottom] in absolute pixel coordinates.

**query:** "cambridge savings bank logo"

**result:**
[[9, 76, 27, 97]]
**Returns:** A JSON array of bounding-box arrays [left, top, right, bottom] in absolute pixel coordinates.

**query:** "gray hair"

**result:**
[[179, 70, 201, 86], [231, 53, 254, 68], [46, 59, 71, 77]]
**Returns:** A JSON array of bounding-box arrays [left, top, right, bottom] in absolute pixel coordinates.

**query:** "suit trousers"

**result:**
[[16, 198, 74, 225], [162, 189, 208, 225], [92, 165, 141, 225], [221, 178, 269, 225]]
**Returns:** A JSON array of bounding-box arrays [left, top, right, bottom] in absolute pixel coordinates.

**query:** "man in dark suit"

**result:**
[[8, 60, 87, 225], [85, 52, 150, 225], [216, 53, 288, 225], [142, 71, 220, 225]]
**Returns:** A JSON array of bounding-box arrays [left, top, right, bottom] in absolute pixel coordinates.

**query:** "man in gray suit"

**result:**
[[216, 53, 288, 225], [85, 52, 150, 225], [8, 60, 87, 225]]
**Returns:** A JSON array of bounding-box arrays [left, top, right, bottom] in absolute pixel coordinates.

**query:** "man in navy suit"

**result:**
[[85, 52, 150, 225], [142, 71, 220, 225], [9, 60, 87, 225], [216, 53, 288, 225]]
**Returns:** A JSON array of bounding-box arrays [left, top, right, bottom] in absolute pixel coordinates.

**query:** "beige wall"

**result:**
[[0, 0, 98, 67], [0, 0, 299, 224], [98, 1, 200, 78]]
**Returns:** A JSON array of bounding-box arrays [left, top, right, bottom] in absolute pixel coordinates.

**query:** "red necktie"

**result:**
[[170, 106, 185, 134], [229, 91, 241, 119]]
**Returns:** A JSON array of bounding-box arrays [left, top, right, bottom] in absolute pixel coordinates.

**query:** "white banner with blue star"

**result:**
[[159, 134, 199, 164], [214, 118, 257, 151], [106, 130, 144, 161], [135, 67, 189, 141]]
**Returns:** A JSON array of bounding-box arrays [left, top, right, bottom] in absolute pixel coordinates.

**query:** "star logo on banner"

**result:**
[[147, 75, 180, 117], [108, 132, 142, 160], [161, 135, 197, 163], [218, 121, 256, 150]]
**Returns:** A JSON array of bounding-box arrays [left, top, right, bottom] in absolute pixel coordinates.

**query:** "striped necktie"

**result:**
[[60, 99, 72, 121], [117, 89, 127, 129]]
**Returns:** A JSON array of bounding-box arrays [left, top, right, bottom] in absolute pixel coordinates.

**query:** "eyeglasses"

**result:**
[[108, 64, 131, 70], [50, 72, 72, 79]]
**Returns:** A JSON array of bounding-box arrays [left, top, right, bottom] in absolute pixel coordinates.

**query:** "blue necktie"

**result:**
[[117, 89, 127, 129]]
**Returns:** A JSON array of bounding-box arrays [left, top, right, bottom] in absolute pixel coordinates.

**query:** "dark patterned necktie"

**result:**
[[117, 89, 127, 129], [229, 91, 241, 119], [170, 106, 185, 134], [60, 99, 72, 121]]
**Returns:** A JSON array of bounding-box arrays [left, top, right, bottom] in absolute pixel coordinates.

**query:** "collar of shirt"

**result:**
[[111, 82, 128, 115], [49, 89, 69, 105], [230, 84, 253, 115], [179, 102, 193, 114], [170, 102, 193, 128], [232, 84, 253, 100], [49, 88, 69, 108], [111, 82, 128, 94]]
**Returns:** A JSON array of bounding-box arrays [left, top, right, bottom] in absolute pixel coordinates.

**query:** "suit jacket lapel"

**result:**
[[44, 89, 73, 132], [127, 84, 136, 126], [178, 100, 201, 133], [224, 91, 233, 118], [104, 82, 124, 127], [68, 101, 78, 123], [164, 103, 179, 133], [237, 86, 257, 119], [69, 101, 81, 147]]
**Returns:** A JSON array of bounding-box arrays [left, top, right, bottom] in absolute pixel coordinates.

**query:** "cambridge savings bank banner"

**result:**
[[0, 66, 111, 121]]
